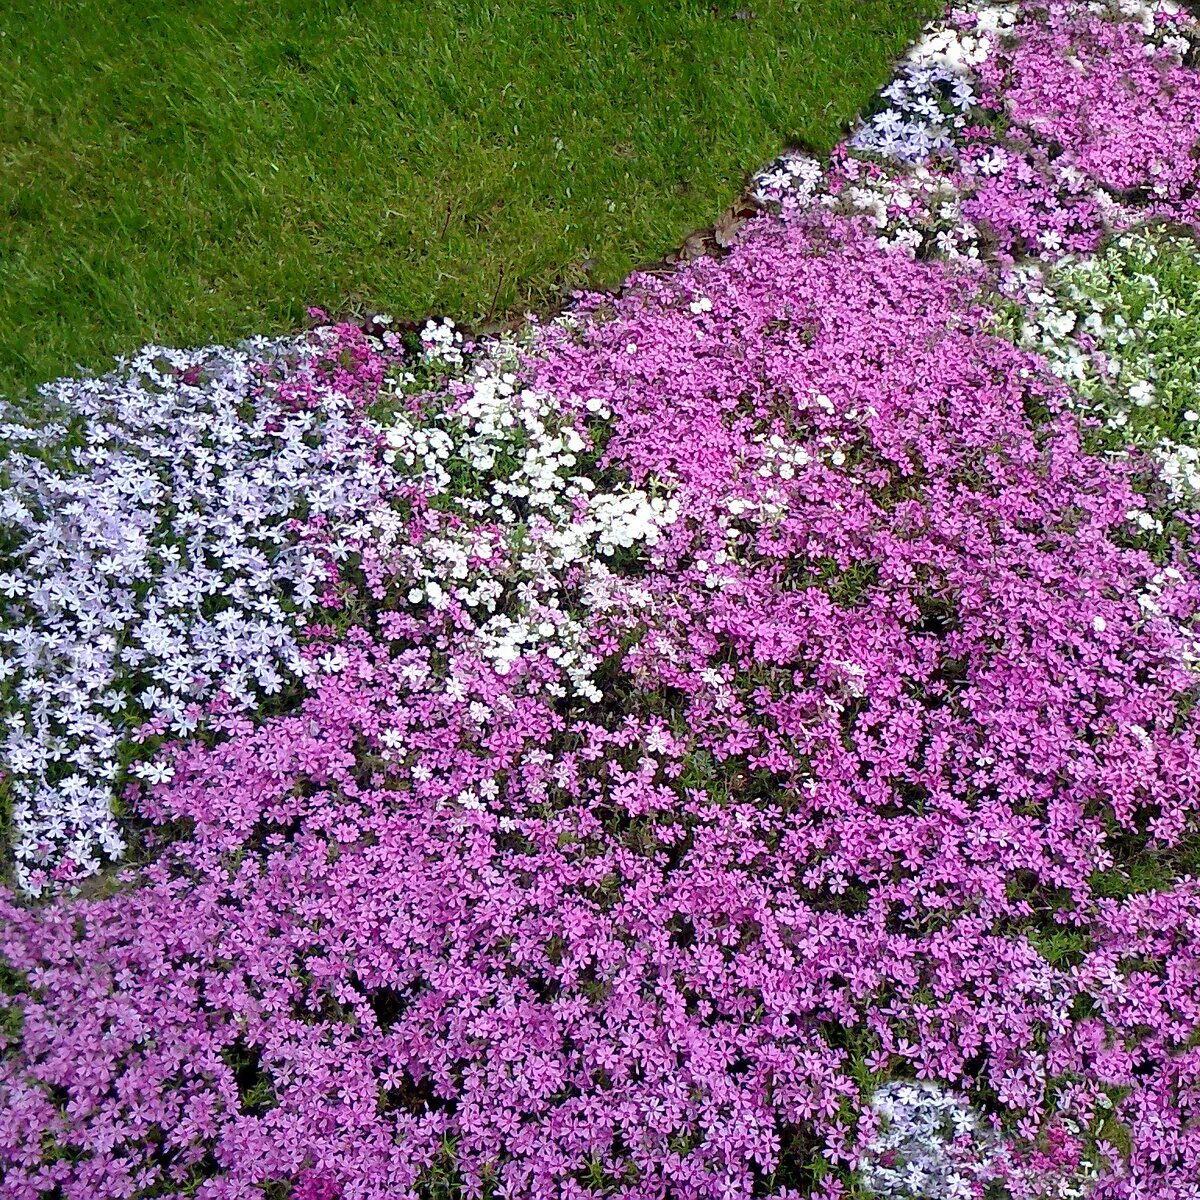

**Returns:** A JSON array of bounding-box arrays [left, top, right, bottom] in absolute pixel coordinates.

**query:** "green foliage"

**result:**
[[1090, 837, 1200, 901], [0, 961, 28, 1050], [0, 0, 937, 398], [996, 228, 1200, 456]]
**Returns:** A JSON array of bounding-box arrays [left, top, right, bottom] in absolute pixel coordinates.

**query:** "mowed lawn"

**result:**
[[0, 0, 938, 398]]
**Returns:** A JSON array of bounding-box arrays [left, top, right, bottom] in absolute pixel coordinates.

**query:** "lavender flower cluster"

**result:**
[[848, 6, 1008, 164], [0, 336, 392, 893], [861, 1083, 1002, 1200]]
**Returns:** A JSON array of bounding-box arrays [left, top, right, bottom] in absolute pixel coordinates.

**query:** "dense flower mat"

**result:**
[[3, 2, 1200, 1196]]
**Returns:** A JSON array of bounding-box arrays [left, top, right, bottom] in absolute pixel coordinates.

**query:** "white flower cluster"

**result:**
[[418, 315, 466, 367], [752, 153, 825, 209], [753, 150, 987, 261], [1137, 566, 1200, 673], [0, 336, 391, 891], [1156, 439, 1200, 500], [753, 430, 814, 483], [861, 1082, 1001, 1200], [849, 168, 985, 260], [999, 230, 1200, 501], [1098, 0, 1193, 45], [365, 323, 677, 702], [862, 1081, 1106, 1200], [849, 6, 1003, 165]]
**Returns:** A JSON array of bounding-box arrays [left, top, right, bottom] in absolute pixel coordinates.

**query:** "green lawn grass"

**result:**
[[0, 0, 938, 399]]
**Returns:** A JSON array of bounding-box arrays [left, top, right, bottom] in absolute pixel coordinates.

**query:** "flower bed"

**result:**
[[3, 3, 1200, 1198]]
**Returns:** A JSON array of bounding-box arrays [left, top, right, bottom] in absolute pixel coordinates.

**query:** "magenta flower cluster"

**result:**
[[3, 2, 1200, 1198]]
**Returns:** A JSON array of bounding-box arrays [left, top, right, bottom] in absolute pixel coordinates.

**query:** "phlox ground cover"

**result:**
[[3, 3, 1200, 1198]]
